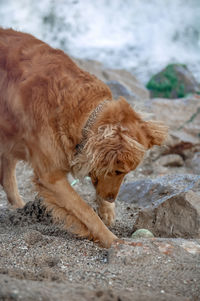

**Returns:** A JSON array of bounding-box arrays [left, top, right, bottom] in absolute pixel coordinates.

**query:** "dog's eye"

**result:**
[[115, 170, 123, 175]]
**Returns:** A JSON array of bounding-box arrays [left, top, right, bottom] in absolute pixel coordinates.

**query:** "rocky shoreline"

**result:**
[[0, 58, 200, 300]]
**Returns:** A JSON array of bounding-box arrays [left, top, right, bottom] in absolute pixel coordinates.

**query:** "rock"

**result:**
[[162, 141, 200, 161], [155, 154, 184, 167], [103, 69, 150, 101], [133, 190, 200, 238], [146, 64, 200, 98], [146, 95, 200, 144], [106, 80, 137, 100], [74, 57, 149, 101], [131, 229, 154, 238], [118, 174, 200, 238], [118, 174, 200, 207], [186, 152, 200, 174]]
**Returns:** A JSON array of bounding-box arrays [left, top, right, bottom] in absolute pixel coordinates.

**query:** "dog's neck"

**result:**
[[75, 100, 109, 155]]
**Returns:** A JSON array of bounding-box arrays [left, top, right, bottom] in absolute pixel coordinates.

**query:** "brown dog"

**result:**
[[0, 28, 167, 248]]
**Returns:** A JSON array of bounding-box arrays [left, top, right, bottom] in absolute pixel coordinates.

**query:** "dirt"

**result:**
[[0, 159, 200, 300]]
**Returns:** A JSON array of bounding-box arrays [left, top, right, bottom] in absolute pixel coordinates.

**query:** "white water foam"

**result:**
[[0, 0, 200, 83]]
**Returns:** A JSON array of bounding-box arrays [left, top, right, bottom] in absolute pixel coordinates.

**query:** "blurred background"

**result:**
[[0, 0, 200, 84]]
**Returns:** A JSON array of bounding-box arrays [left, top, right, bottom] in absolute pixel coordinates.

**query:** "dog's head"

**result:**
[[72, 98, 168, 203]]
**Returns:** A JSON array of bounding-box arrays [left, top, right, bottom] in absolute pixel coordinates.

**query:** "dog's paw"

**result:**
[[97, 232, 118, 249], [98, 201, 115, 227], [8, 197, 25, 209]]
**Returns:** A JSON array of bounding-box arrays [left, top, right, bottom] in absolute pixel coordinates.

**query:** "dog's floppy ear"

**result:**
[[143, 121, 168, 149]]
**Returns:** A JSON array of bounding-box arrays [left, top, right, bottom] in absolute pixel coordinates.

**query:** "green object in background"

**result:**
[[146, 64, 200, 99]]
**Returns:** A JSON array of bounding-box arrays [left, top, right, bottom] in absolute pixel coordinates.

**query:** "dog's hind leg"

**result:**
[[0, 155, 25, 208]]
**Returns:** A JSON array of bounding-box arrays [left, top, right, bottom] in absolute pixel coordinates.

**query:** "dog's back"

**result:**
[[0, 28, 112, 157]]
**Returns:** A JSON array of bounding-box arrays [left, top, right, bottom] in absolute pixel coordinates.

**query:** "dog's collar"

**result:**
[[75, 100, 109, 155]]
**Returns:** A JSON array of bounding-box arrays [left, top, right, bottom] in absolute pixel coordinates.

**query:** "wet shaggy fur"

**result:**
[[0, 28, 168, 248]]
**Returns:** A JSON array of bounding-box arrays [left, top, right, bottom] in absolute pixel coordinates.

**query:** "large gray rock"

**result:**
[[134, 190, 200, 238], [118, 175, 200, 238], [146, 95, 200, 144], [118, 174, 200, 207]]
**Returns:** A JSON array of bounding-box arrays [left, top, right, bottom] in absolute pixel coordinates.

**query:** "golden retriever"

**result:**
[[0, 28, 167, 248]]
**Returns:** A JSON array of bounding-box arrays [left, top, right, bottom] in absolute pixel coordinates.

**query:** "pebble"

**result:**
[[131, 229, 154, 238]]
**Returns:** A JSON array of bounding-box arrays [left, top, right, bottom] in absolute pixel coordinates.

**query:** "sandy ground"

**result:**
[[0, 160, 200, 301]]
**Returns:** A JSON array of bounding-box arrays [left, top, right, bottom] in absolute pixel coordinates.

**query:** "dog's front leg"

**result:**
[[97, 196, 116, 227], [36, 170, 117, 248]]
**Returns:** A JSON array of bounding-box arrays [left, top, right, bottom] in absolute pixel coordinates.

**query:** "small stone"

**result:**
[[156, 154, 184, 167], [131, 229, 154, 239]]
